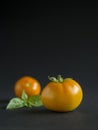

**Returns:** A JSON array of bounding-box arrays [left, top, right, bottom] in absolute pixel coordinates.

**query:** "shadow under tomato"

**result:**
[[15, 107, 54, 114], [14, 106, 74, 115]]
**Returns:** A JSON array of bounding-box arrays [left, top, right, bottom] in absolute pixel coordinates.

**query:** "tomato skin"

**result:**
[[14, 76, 41, 98], [41, 78, 83, 112]]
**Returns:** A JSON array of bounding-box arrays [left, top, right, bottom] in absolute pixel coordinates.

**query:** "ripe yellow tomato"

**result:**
[[41, 75, 83, 112], [14, 76, 41, 98]]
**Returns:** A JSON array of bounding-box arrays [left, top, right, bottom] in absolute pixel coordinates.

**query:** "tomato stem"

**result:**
[[57, 75, 64, 82], [48, 76, 58, 82], [48, 75, 64, 83], [26, 83, 31, 87]]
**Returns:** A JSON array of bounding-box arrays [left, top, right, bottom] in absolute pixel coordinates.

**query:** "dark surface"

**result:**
[[0, 92, 98, 130], [0, 2, 98, 130]]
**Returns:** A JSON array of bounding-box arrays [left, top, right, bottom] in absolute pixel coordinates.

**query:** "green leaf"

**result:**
[[27, 95, 43, 107], [21, 90, 28, 101], [6, 98, 25, 110]]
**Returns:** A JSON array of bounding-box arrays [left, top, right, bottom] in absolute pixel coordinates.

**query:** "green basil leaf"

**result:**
[[27, 95, 43, 107], [6, 98, 25, 110], [21, 90, 28, 101]]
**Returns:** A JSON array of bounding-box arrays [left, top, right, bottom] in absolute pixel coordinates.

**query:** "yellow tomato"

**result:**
[[41, 75, 83, 112]]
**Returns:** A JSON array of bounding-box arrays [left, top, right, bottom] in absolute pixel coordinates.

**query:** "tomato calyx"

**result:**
[[48, 75, 64, 83], [26, 82, 31, 87]]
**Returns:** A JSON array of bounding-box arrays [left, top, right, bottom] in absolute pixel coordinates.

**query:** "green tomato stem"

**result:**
[[48, 75, 64, 83]]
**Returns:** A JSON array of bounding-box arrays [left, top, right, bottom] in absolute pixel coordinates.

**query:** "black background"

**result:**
[[0, 1, 98, 130]]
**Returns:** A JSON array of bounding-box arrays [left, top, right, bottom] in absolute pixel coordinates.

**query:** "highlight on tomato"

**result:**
[[41, 75, 83, 112]]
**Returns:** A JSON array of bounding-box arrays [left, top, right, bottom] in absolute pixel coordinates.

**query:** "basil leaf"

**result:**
[[21, 90, 28, 101], [27, 95, 43, 107], [6, 98, 25, 110]]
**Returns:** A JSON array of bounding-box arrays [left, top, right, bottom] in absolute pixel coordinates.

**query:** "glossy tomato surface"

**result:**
[[41, 77, 83, 112], [14, 76, 41, 97]]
